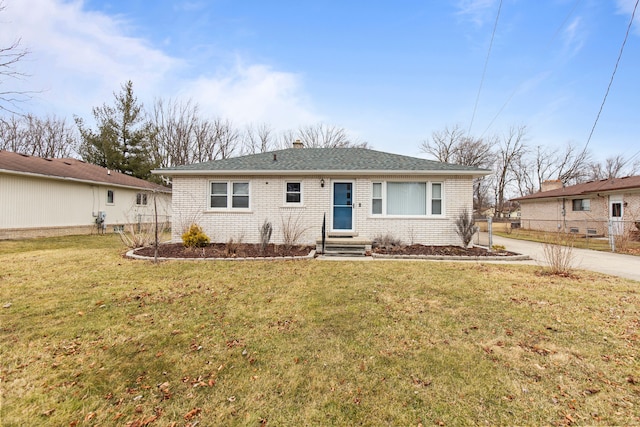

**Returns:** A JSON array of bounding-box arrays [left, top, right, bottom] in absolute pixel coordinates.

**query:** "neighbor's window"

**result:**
[[107, 190, 114, 204], [136, 192, 148, 206], [572, 199, 590, 211], [372, 182, 383, 214], [210, 181, 250, 209], [285, 182, 302, 204]]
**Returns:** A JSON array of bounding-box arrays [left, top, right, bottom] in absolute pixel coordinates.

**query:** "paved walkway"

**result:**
[[491, 235, 640, 282]]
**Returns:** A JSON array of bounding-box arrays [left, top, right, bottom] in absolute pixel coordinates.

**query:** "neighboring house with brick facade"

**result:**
[[156, 145, 490, 248], [512, 176, 640, 237], [0, 150, 172, 239]]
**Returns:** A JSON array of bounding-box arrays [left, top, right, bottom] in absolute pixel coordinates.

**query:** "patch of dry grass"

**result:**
[[1, 235, 638, 426]]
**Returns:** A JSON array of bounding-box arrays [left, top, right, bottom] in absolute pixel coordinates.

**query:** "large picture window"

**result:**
[[210, 181, 250, 209], [371, 181, 443, 216]]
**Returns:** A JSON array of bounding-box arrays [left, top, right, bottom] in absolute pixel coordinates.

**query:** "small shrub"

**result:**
[[259, 219, 273, 254], [280, 212, 310, 250], [542, 232, 575, 275], [455, 208, 477, 248], [491, 244, 506, 252], [225, 237, 240, 257], [372, 233, 402, 250], [182, 224, 210, 248]]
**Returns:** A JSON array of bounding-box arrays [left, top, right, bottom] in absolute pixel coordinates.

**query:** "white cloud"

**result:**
[[181, 62, 321, 130], [562, 16, 585, 56], [615, 0, 640, 34], [455, 0, 498, 27], [0, 0, 319, 131]]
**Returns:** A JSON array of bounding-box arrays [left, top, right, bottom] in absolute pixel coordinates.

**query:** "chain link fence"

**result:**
[[473, 217, 640, 253]]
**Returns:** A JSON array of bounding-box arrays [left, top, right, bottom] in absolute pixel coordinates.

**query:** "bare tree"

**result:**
[[587, 154, 640, 180], [242, 122, 276, 154], [0, 2, 33, 114], [279, 123, 368, 149], [0, 114, 78, 157], [419, 124, 467, 163], [212, 118, 240, 159], [512, 142, 592, 196], [148, 98, 200, 168], [493, 126, 527, 218]]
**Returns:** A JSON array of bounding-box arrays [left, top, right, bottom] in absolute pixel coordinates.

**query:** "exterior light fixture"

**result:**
[[320, 178, 325, 187]]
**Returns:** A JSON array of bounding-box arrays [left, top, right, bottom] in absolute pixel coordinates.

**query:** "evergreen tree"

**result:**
[[77, 80, 157, 179]]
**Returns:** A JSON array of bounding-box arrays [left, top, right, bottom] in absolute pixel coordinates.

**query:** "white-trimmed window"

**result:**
[[210, 181, 250, 209], [572, 199, 590, 211], [285, 182, 302, 204], [371, 181, 444, 216], [372, 182, 383, 214], [136, 192, 148, 206], [107, 190, 114, 205]]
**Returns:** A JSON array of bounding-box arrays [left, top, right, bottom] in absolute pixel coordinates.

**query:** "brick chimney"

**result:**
[[541, 179, 562, 192], [292, 139, 304, 149]]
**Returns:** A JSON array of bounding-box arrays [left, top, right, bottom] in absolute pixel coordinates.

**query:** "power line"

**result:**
[[468, 0, 503, 136], [479, 0, 584, 138], [583, 0, 639, 151]]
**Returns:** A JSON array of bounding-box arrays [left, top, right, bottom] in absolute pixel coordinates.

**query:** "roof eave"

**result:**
[[152, 169, 491, 177], [1, 168, 171, 193]]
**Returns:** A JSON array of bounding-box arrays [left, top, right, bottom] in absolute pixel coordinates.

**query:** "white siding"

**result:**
[[0, 173, 171, 237], [171, 174, 474, 246]]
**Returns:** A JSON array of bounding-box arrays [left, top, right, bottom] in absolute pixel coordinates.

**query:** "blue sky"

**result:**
[[2, 0, 639, 161]]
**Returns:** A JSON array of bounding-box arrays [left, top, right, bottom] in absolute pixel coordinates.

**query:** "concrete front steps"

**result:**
[[316, 236, 372, 257]]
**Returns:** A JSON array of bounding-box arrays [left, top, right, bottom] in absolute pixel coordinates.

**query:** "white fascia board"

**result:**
[[153, 169, 491, 178]]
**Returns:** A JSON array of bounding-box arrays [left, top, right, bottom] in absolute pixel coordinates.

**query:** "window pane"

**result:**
[[286, 193, 301, 203], [211, 195, 227, 208], [211, 182, 227, 195], [233, 182, 249, 195], [432, 183, 442, 199], [432, 199, 442, 215], [107, 190, 114, 204], [232, 195, 249, 208], [287, 182, 300, 193], [372, 199, 382, 214], [372, 182, 382, 198], [387, 182, 426, 215]]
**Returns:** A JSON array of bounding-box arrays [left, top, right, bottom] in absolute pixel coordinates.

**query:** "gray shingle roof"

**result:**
[[512, 175, 640, 201], [156, 148, 491, 176], [0, 150, 170, 192]]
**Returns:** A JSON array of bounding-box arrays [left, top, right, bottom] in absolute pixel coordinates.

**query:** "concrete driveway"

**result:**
[[491, 234, 640, 282]]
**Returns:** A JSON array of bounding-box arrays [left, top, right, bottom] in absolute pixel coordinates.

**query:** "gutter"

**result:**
[[152, 169, 491, 178]]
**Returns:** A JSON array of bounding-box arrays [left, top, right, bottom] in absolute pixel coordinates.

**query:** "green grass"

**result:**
[[1, 235, 639, 426], [496, 228, 640, 255]]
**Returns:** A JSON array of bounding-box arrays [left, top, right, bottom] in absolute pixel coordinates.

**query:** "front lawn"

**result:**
[[1, 235, 638, 426]]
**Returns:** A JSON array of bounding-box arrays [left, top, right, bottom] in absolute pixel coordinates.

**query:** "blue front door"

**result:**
[[333, 182, 353, 231]]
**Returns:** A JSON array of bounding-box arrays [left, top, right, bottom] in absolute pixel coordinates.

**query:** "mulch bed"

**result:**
[[133, 243, 315, 259], [133, 243, 514, 259], [372, 244, 515, 257]]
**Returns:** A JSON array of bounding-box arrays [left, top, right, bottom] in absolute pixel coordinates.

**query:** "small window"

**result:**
[[431, 183, 442, 215], [570, 227, 579, 233], [285, 182, 302, 204], [611, 202, 622, 218], [136, 193, 148, 206], [107, 190, 114, 204], [372, 182, 383, 214], [572, 199, 590, 211]]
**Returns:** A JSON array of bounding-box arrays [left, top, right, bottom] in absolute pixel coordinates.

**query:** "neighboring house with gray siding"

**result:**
[[512, 176, 640, 237], [155, 144, 490, 247], [0, 150, 172, 239]]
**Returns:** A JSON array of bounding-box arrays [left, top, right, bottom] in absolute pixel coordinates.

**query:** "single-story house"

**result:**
[[154, 143, 491, 248], [512, 176, 640, 236], [0, 150, 172, 239]]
